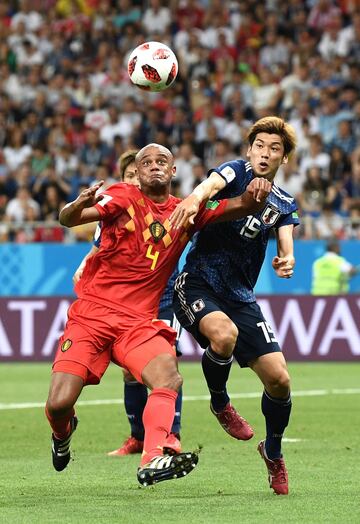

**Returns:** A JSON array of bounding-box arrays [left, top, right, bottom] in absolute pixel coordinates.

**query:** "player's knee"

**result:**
[[209, 319, 238, 355], [169, 371, 183, 392], [142, 353, 182, 391], [46, 395, 74, 416], [266, 370, 291, 396]]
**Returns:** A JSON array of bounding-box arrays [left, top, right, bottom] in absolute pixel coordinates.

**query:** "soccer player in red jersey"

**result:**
[[73, 150, 183, 457], [45, 143, 270, 486]]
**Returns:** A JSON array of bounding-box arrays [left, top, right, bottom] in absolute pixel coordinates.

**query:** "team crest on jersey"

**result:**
[[149, 221, 165, 242], [191, 299, 205, 313], [261, 204, 280, 226], [61, 339, 72, 352]]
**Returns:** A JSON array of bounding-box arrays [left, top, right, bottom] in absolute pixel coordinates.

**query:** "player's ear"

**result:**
[[281, 155, 289, 165], [246, 146, 251, 158], [172, 166, 177, 178]]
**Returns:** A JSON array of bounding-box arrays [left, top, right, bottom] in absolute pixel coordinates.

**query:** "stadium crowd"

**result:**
[[0, 0, 359, 242]]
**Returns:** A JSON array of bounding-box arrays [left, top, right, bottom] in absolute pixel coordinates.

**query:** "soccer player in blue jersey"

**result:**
[[171, 116, 299, 495], [73, 150, 183, 456]]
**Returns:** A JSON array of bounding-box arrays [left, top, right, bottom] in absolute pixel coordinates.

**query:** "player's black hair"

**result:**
[[247, 116, 297, 157], [117, 150, 138, 179]]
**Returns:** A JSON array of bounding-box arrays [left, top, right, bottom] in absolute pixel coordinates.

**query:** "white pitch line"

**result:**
[[1, 388, 360, 411]]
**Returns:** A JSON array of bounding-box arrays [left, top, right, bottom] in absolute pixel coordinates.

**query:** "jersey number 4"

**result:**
[[146, 245, 160, 270], [240, 216, 261, 239]]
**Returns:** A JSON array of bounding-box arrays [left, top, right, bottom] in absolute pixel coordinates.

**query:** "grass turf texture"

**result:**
[[0, 362, 359, 524]]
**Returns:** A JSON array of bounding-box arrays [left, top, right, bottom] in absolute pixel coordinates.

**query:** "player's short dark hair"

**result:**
[[117, 150, 138, 179], [247, 116, 297, 157]]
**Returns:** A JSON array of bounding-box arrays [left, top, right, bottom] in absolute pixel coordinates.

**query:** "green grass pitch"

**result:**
[[1, 362, 359, 524]]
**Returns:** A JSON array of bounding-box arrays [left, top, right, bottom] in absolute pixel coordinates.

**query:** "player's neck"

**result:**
[[142, 187, 170, 204]]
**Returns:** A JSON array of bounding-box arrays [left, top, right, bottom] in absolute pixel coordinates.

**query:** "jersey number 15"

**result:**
[[240, 216, 261, 239]]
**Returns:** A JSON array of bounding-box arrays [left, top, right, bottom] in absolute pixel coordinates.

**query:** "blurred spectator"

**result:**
[[79, 128, 111, 175], [311, 238, 359, 294], [24, 110, 48, 147], [174, 143, 201, 197], [328, 145, 351, 183], [54, 143, 79, 177], [330, 119, 357, 156], [5, 186, 40, 223], [252, 66, 280, 118], [313, 203, 346, 239], [175, 0, 205, 31], [307, 0, 341, 34], [84, 93, 110, 130], [3, 128, 32, 171], [297, 166, 329, 216], [299, 134, 330, 179], [205, 138, 234, 172], [112, 0, 141, 30], [10, 0, 43, 32], [142, 0, 171, 36], [279, 63, 314, 115], [259, 30, 290, 69], [31, 142, 52, 176]]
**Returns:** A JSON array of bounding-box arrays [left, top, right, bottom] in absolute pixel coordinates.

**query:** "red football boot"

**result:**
[[210, 403, 254, 440], [257, 440, 289, 495], [107, 436, 144, 456]]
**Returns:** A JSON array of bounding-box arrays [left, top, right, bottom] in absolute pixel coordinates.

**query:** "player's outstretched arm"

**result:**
[[170, 172, 226, 229], [60, 182, 104, 227], [215, 177, 271, 222], [272, 225, 295, 279], [73, 245, 99, 285]]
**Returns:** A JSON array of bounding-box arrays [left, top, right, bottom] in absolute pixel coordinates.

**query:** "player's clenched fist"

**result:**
[[246, 177, 272, 203], [272, 255, 295, 278]]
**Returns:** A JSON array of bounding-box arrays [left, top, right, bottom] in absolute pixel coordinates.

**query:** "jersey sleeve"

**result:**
[[276, 208, 300, 229], [193, 198, 228, 231], [94, 184, 131, 221], [208, 161, 238, 186]]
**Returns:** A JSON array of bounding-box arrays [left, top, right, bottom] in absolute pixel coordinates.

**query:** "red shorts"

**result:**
[[53, 299, 177, 385]]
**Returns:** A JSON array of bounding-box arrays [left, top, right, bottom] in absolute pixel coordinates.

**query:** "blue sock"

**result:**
[[201, 346, 232, 412], [124, 381, 148, 441], [261, 390, 292, 460], [171, 387, 182, 436]]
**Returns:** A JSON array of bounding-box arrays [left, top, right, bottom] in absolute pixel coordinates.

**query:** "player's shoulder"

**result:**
[[104, 182, 140, 195], [210, 158, 251, 185], [270, 183, 298, 211]]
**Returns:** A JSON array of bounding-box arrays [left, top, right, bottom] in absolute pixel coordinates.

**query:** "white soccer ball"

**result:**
[[127, 41, 178, 92]]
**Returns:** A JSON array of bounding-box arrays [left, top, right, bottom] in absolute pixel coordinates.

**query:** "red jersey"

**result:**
[[75, 183, 227, 320]]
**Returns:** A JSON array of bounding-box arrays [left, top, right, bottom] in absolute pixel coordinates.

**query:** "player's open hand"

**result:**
[[246, 178, 272, 203], [169, 194, 201, 229], [272, 255, 295, 278], [76, 181, 105, 208]]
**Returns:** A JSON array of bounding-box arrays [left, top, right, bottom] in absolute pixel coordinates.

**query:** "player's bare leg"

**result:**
[[45, 372, 84, 472], [250, 352, 291, 495], [200, 312, 254, 440], [136, 352, 198, 486]]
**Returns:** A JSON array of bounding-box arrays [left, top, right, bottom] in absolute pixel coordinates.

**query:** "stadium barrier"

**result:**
[[0, 239, 359, 296], [0, 295, 358, 363]]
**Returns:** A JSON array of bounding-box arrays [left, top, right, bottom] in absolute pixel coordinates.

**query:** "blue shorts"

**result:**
[[173, 273, 281, 367], [159, 304, 182, 356]]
